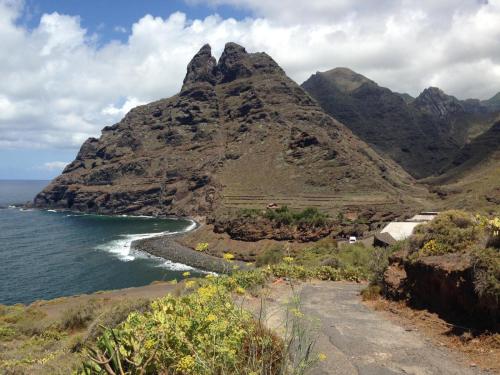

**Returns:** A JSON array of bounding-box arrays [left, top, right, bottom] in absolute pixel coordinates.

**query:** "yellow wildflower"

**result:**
[[182, 271, 191, 277], [291, 308, 304, 318], [235, 286, 245, 295], [195, 242, 209, 252], [197, 284, 217, 300], [176, 355, 195, 373], [283, 256, 294, 263], [223, 253, 235, 262], [206, 313, 217, 322], [185, 280, 196, 289], [318, 353, 327, 361]]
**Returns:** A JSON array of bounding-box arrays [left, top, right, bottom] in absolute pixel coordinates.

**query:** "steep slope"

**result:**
[[425, 122, 500, 214], [301, 69, 461, 178], [302, 69, 499, 179], [34, 43, 425, 218], [413, 87, 499, 144], [484, 92, 500, 112]]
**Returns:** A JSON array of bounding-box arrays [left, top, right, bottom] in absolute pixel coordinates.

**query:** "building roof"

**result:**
[[374, 232, 397, 246], [407, 213, 438, 222], [380, 221, 422, 241]]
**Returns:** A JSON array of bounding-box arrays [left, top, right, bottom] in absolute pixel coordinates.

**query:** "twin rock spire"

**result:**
[[182, 42, 282, 90]]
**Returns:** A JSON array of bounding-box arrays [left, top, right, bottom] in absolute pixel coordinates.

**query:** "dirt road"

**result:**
[[258, 281, 490, 375]]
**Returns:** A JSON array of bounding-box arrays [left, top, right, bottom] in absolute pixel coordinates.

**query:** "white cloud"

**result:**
[[40, 161, 69, 171], [0, 0, 500, 152], [114, 25, 127, 33]]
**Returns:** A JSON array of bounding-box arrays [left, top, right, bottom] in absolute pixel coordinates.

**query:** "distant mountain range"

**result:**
[[302, 67, 500, 179], [33, 44, 499, 217]]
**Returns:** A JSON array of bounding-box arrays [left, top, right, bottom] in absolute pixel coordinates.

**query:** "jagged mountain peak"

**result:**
[[183, 42, 284, 88], [182, 44, 218, 89], [413, 86, 464, 117], [217, 42, 284, 83]]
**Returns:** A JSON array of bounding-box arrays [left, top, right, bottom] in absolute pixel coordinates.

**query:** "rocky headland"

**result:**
[[34, 43, 426, 224]]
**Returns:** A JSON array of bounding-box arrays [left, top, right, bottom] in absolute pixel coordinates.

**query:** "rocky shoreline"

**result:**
[[132, 228, 249, 274]]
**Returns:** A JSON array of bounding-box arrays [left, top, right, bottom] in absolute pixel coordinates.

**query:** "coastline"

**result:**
[[132, 222, 250, 274]]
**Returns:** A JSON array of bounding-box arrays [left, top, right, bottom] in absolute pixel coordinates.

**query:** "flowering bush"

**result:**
[[81, 282, 283, 374], [195, 242, 209, 252], [409, 210, 486, 257]]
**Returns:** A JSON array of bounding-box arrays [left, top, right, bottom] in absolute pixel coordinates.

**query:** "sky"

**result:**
[[1, 0, 500, 179]]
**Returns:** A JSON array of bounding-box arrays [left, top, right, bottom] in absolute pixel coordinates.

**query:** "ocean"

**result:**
[[0, 180, 202, 305]]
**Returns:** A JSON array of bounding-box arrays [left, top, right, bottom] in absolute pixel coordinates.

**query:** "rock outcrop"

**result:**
[[384, 251, 499, 330], [35, 43, 423, 217], [412, 87, 464, 118]]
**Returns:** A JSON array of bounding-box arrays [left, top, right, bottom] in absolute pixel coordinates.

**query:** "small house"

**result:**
[[374, 211, 439, 247]]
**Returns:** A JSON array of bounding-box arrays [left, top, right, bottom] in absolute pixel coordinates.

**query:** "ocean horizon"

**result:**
[[0, 180, 200, 305]]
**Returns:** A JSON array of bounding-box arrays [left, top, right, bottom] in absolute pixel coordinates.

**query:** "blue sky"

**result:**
[[19, 0, 250, 44], [1, 0, 499, 180]]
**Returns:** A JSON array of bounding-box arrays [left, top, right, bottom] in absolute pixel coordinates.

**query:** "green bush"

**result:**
[[255, 246, 285, 267], [238, 208, 262, 219], [81, 282, 285, 374], [410, 210, 486, 257], [361, 285, 382, 301], [336, 244, 372, 269], [472, 247, 500, 302], [84, 299, 151, 343], [264, 206, 329, 227], [368, 245, 398, 286], [60, 302, 98, 331]]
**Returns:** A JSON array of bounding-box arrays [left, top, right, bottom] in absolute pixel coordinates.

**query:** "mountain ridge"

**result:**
[[34, 43, 425, 219], [302, 68, 500, 179]]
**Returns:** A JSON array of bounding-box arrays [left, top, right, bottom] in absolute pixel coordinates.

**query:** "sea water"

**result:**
[[0, 180, 201, 305]]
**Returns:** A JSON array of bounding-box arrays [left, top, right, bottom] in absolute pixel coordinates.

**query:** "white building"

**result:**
[[375, 211, 439, 246]]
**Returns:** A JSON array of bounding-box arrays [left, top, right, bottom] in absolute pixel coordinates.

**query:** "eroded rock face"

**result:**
[[412, 87, 465, 118], [35, 43, 421, 217], [384, 251, 499, 330]]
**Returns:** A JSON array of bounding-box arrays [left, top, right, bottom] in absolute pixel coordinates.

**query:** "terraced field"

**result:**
[[221, 191, 396, 214]]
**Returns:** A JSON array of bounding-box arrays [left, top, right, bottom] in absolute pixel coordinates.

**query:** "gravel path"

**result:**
[[296, 282, 489, 375]]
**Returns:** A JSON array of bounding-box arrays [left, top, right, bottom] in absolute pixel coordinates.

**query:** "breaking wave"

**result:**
[[95, 219, 198, 270]]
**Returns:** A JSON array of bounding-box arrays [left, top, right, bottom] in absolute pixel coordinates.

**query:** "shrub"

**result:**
[[295, 239, 337, 267], [84, 299, 151, 344], [410, 210, 486, 257], [336, 244, 372, 269], [314, 266, 341, 281], [270, 263, 312, 280], [368, 245, 396, 286], [263, 206, 330, 227], [255, 246, 284, 267], [0, 305, 47, 338], [472, 247, 500, 302], [361, 285, 382, 301], [60, 302, 98, 331], [238, 208, 262, 218], [81, 282, 286, 374]]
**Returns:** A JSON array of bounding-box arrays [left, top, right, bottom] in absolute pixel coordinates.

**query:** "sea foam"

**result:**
[[95, 219, 198, 270]]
